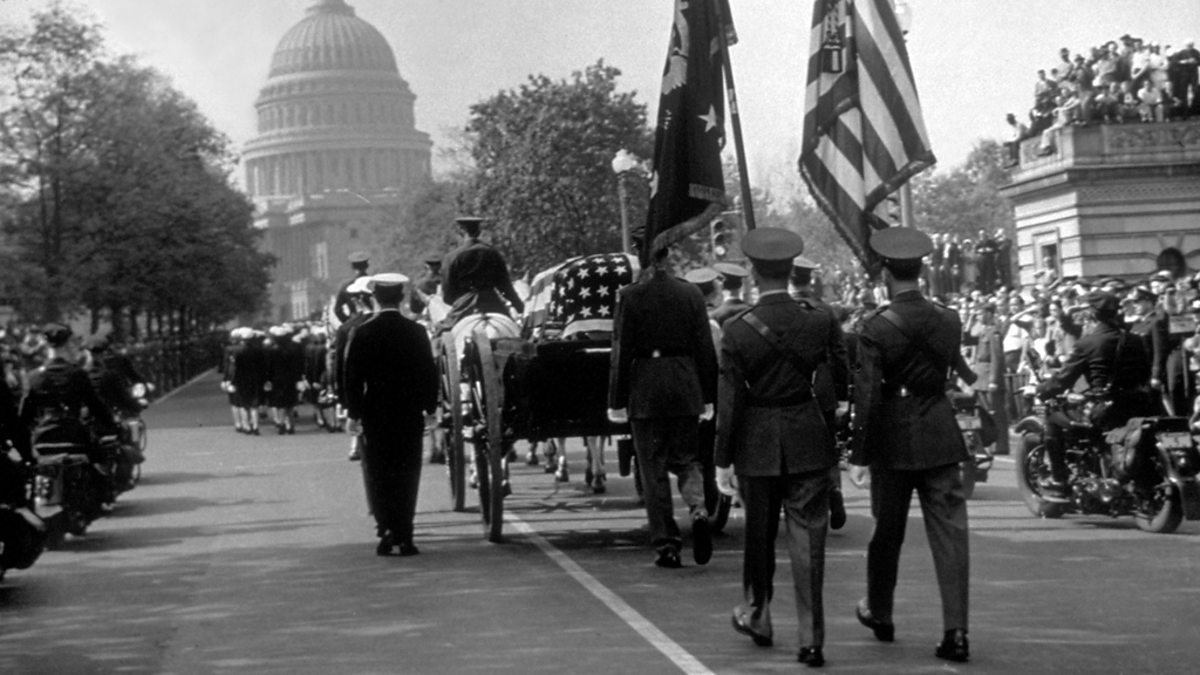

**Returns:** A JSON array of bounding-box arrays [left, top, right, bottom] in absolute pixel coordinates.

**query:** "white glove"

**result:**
[[848, 464, 870, 489], [716, 465, 739, 498], [347, 419, 363, 436], [226, 383, 236, 393], [606, 408, 629, 424], [296, 381, 308, 392], [700, 403, 714, 421]]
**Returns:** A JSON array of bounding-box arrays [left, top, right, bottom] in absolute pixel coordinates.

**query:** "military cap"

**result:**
[[712, 261, 748, 279], [791, 255, 819, 270], [43, 323, 73, 347], [348, 251, 370, 265], [1086, 289, 1120, 316], [683, 267, 720, 285], [739, 227, 804, 262], [369, 272, 410, 289], [1129, 285, 1157, 303], [83, 334, 110, 352], [346, 276, 373, 294], [869, 227, 934, 265], [424, 257, 442, 268], [455, 216, 484, 233]]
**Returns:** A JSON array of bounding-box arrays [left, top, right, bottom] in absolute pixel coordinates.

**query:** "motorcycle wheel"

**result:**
[[1134, 461, 1183, 534], [1014, 432, 1065, 519]]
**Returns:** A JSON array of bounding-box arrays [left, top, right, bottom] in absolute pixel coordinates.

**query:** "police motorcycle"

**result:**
[[32, 408, 126, 538], [1014, 386, 1200, 533], [0, 454, 47, 583], [949, 390, 996, 499], [111, 381, 151, 490]]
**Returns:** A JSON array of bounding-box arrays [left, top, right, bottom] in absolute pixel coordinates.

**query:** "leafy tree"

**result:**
[[910, 139, 1015, 242], [383, 177, 463, 277], [462, 60, 652, 275]]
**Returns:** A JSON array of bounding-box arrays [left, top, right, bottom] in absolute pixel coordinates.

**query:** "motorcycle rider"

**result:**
[[0, 375, 33, 507], [19, 324, 117, 461], [83, 335, 144, 419], [1035, 290, 1156, 501]]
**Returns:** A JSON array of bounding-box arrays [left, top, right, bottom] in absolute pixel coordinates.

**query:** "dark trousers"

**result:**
[[867, 463, 969, 632], [630, 416, 704, 550], [740, 471, 831, 647], [362, 426, 423, 544]]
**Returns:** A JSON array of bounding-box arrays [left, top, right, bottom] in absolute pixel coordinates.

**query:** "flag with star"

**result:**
[[637, 0, 734, 267], [548, 253, 639, 336]]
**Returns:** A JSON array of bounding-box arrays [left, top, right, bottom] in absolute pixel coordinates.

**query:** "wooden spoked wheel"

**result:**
[[439, 334, 466, 512], [467, 325, 506, 543]]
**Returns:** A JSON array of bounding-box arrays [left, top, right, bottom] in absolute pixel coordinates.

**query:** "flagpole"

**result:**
[[711, 0, 756, 231]]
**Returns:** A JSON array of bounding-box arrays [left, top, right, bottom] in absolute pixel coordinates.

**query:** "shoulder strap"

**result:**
[[740, 310, 817, 381], [879, 307, 950, 374]]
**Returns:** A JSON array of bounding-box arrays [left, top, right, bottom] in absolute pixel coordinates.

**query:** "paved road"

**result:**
[[2, 371, 1199, 674]]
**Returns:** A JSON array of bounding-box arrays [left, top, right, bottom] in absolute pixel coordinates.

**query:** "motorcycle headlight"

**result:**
[[132, 383, 147, 399]]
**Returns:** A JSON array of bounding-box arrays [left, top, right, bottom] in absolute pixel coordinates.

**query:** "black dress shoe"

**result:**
[[797, 646, 825, 668], [376, 535, 395, 556], [829, 489, 846, 531], [856, 600, 895, 642], [692, 513, 712, 565], [730, 612, 773, 647], [398, 542, 420, 557], [935, 629, 969, 662], [654, 547, 682, 569]]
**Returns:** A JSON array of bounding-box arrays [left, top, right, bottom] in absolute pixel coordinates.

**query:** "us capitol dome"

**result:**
[[245, 0, 432, 321]]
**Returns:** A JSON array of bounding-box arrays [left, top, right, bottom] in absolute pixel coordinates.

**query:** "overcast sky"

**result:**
[[4, 0, 1198, 192]]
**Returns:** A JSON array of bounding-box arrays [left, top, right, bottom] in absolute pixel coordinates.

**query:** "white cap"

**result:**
[[346, 276, 372, 294], [369, 272, 409, 289]]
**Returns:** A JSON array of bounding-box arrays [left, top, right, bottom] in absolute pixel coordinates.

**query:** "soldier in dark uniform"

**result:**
[[715, 229, 841, 668], [848, 228, 971, 663], [409, 258, 442, 317], [709, 262, 751, 328], [263, 326, 303, 435], [0, 373, 34, 508], [440, 216, 525, 329], [608, 245, 717, 569], [83, 335, 143, 419], [332, 276, 375, 459], [1127, 285, 1169, 397], [1036, 290, 1156, 496], [791, 255, 850, 532], [19, 324, 116, 459], [230, 329, 266, 436], [222, 328, 248, 432], [332, 251, 372, 327], [302, 328, 333, 430], [344, 273, 438, 556]]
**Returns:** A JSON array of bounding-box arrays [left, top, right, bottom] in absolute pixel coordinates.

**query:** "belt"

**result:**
[[746, 390, 813, 408], [882, 384, 943, 399]]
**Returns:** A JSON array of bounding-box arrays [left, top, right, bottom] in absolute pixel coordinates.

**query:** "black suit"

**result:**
[[609, 267, 717, 552], [715, 291, 839, 647], [344, 310, 438, 546], [851, 289, 970, 633]]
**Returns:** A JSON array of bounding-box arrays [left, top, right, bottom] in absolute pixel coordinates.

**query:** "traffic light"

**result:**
[[710, 211, 743, 262]]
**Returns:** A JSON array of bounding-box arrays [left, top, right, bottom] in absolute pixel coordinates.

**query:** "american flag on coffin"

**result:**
[[524, 253, 638, 338]]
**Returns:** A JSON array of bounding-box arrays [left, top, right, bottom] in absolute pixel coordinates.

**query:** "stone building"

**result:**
[[1001, 121, 1200, 287], [245, 0, 431, 321]]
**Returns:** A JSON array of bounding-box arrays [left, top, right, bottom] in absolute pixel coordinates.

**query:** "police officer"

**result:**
[[709, 262, 751, 327], [344, 273, 438, 556], [19, 324, 116, 459], [715, 229, 840, 668], [1036, 290, 1156, 497], [83, 335, 143, 419], [608, 244, 718, 569], [848, 228, 971, 663], [441, 217, 525, 328], [1127, 285, 1169, 397], [790, 255, 850, 531]]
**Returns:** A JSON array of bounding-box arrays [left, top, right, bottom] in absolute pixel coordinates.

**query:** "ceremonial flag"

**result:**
[[799, 0, 936, 267], [637, 0, 735, 267]]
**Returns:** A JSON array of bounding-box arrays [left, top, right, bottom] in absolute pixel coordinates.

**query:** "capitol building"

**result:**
[[245, 0, 432, 321]]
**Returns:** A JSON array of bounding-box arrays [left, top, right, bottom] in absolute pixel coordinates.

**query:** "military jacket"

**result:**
[[714, 292, 838, 476], [608, 268, 717, 418], [1038, 321, 1151, 397], [343, 310, 438, 431], [20, 357, 115, 450], [850, 290, 968, 470], [441, 237, 524, 316]]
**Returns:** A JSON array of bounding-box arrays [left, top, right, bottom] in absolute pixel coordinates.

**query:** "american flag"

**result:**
[[548, 253, 638, 336], [799, 0, 935, 268]]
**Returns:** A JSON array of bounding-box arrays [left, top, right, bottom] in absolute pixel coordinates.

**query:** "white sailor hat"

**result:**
[[369, 272, 410, 290], [346, 276, 372, 294]]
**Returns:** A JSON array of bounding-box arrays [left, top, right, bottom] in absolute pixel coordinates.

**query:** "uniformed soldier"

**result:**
[[1127, 285, 1169, 396], [221, 328, 247, 432], [332, 251, 372, 326], [230, 328, 267, 436], [302, 327, 333, 431], [409, 257, 442, 317], [710, 262, 751, 327], [264, 326, 303, 435], [715, 229, 839, 667], [848, 228, 971, 663], [440, 217, 525, 329], [332, 276, 375, 459], [790, 255, 850, 531], [83, 335, 143, 419], [608, 245, 718, 569], [344, 273, 438, 556], [19, 324, 116, 459]]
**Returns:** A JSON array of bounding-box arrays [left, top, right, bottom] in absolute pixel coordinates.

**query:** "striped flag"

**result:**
[[798, 0, 936, 268]]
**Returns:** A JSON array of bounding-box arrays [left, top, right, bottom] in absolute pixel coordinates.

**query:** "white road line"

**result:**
[[506, 514, 715, 675], [152, 368, 216, 405]]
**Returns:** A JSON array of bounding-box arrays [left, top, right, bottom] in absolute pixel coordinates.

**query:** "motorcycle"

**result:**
[[949, 391, 996, 499], [1014, 390, 1200, 533], [33, 431, 123, 538], [0, 457, 47, 583]]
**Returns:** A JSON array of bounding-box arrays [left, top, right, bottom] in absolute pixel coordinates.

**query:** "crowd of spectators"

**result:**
[[1003, 35, 1200, 164]]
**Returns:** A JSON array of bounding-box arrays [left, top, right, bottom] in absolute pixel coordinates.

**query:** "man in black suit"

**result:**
[[717, 229, 841, 668], [608, 245, 718, 569], [344, 273, 439, 556], [848, 228, 971, 663]]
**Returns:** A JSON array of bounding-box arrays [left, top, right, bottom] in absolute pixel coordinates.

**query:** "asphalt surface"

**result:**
[[2, 370, 1199, 674]]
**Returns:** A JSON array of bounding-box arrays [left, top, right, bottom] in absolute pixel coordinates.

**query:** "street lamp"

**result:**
[[611, 149, 641, 255]]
